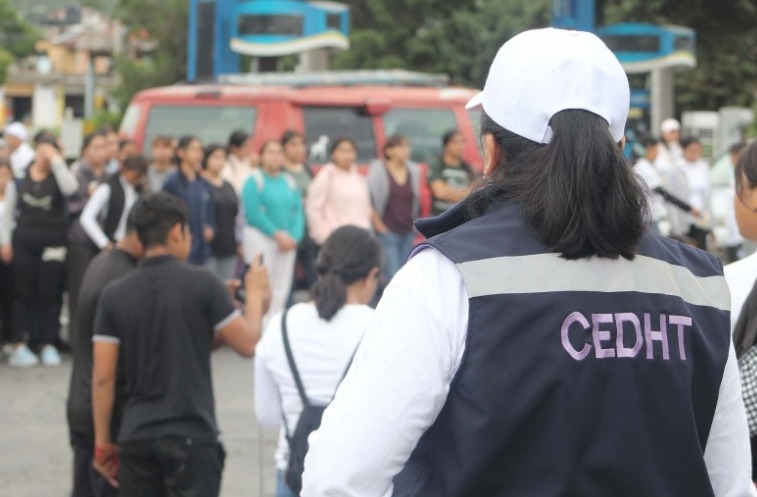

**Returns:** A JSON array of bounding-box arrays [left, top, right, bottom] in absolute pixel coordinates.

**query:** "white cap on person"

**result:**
[[4, 122, 28, 142], [660, 118, 681, 134], [465, 28, 630, 144]]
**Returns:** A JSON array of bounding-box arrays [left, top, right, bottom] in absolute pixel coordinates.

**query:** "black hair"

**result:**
[[201, 143, 226, 170], [736, 141, 757, 200], [122, 154, 148, 174], [152, 135, 173, 147], [730, 142, 747, 156], [227, 130, 250, 150], [312, 226, 382, 321], [680, 136, 701, 149], [637, 134, 659, 148], [383, 134, 407, 160], [442, 129, 462, 147], [281, 130, 304, 147], [81, 131, 105, 155], [33, 131, 61, 152], [119, 139, 134, 152], [97, 125, 116, 135], [467, 110, 647, 261], [125, 202, 139, 232], [329, 137, 357, 156], [131, 192, 188, 248], [174, 135, 199, 165]]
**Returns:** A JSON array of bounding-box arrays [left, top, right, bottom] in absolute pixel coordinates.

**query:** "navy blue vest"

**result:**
[[392, 202, 730, 497]]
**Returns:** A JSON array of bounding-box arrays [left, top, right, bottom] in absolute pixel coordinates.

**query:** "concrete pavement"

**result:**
[[0, 348, 279, 496]]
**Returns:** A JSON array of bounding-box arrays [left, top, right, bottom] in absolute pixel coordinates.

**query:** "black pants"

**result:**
[[0, 259, 13, 343], [119, 438, 225, 497], [72, 446, 118, 497], [67, 242, 98, 347], [12, 230, 66, 345]]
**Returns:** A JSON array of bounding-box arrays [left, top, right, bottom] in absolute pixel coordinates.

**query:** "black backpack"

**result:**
[[280, 309, 354, 495]]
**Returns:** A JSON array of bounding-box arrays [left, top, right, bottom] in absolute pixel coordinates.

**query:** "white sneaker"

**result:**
[[8, 345, 39, 368], [40, 345, 61, 367]]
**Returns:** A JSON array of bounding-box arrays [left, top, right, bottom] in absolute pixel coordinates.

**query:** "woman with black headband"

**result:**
[[302, 28, 753, 497]]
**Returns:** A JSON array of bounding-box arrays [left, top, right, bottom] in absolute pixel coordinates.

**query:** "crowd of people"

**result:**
[[5, 27, 757, 497]]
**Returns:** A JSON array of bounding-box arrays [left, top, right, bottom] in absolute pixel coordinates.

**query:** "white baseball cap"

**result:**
[[660, 118, 681, 134], [466, 28, 630, 144], [4, 122, 28, 141]]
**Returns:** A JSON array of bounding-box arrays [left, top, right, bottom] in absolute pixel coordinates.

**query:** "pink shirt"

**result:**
[[305, 163, 372, 245]]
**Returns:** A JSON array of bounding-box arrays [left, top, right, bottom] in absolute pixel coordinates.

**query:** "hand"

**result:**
[[273, 232, 296, 252], [374, 222, 390, 235], [690, 208, 702, 219], [37, 143, 62, 163], [0, 245, 12, 264], [93, 443, 120, 488], [246, 254, 271, 308], [204, 226, 215, 243], [104, 243, 115, 252]]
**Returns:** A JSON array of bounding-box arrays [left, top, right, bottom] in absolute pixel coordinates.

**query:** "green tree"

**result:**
[[112, 0, 188, 110], [333, 0, 549, 87], [0, 0, 39, 84]]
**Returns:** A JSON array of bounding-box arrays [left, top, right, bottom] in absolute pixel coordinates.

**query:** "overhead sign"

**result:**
[[597, 23, 696, 73], [230, 0, 350, 57]]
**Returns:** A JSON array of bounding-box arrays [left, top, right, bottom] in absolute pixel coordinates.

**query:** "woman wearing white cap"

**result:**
[[301, 28, 754, 497]]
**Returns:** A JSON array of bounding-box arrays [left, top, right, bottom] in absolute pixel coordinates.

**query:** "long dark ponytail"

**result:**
[[467, 110, 647, 260], [312, 226, 382, 321]]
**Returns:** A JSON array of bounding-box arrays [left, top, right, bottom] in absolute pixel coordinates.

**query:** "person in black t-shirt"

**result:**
[[428, 130, 475, 217], [91, 193, 269, 496], [201, 144, 239, 281], [67, 205, 143, 497]]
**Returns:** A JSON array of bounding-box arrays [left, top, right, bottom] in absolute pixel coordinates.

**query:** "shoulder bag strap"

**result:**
[[281, 309, 312, 408]]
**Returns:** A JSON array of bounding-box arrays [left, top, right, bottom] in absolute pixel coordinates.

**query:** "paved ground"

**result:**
[[0, 348, 280, 497]]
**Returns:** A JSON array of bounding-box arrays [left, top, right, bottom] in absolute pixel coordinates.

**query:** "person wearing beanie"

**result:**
[[301, 28, 754, 497]]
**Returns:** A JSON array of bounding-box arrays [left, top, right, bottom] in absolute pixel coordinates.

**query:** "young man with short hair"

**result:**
[[92, 192, 269, 496], [67, 205, 144, 497]]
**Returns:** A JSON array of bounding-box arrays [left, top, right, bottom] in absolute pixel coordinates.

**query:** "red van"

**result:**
[[119, 72, 483, 216]]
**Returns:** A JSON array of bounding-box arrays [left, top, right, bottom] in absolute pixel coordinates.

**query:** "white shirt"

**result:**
[[254, 302, 374, 470], [79, 177, 138, 249], [10, 142, 35, 179], [682, 158, 712, 214], [634, 158, 665, 222], [726, 251, 757, 332], [302, 248, 756, 497], [0, 181, 15, 246]]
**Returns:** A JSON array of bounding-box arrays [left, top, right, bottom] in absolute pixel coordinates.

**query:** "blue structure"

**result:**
[[596, 23, 695, 72], [188, 0, 350, 81], [552, 0, 596, 32]]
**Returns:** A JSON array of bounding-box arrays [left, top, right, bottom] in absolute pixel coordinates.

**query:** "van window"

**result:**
[[142, 105, 257, 156], [120, 104, 141, 136], [383, 108, 457, 164], [302, 107, 376, 163]]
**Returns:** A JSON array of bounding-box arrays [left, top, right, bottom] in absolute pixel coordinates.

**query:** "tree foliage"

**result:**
[[111, 0, 188, 110], [0, 0, 39, 85]]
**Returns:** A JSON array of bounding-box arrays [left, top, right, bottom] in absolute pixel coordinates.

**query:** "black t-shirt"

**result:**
[[16, 170, 67, 240], [206, 179, 239, 258], [66, 248, 137, 448], [93, 255, 237, 443]]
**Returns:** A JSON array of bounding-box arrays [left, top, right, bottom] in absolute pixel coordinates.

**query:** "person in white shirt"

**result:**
[[727, 140, 757, 480], [255, 225, 381, 497], [634, 135, 700, 235], [80, 155, 147, 251], [301, 28, 755, 497], [712, 143, 747, 262], [5, 122, 35, 180], [680, 136, 712, 249]]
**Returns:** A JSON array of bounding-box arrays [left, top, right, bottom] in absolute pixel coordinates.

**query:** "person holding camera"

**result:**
[[92, 192, 270, 497]]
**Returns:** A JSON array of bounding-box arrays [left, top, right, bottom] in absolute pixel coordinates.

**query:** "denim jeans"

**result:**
[[378, 231, 416, 282], [277, 469, 299, 497]]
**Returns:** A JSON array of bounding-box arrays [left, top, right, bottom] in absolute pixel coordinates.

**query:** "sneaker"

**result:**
[[40, 345, 61, 367], [1, 343, 14, 358], [8, 345, 39, 368]]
